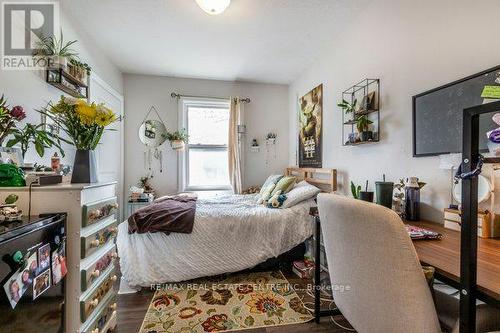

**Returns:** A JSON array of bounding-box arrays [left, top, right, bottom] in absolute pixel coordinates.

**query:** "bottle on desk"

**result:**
[[405, 177, 420, 221]]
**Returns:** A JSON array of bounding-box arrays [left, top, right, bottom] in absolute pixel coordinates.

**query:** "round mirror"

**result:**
[[453, 174, 492, 204], [139, 120, 168, 148]]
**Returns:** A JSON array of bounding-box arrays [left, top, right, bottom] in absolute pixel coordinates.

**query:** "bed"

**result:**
[[117, 168, 336, 287]]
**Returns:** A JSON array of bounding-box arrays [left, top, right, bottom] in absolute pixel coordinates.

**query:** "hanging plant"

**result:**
[[166, 129, 189, 150]]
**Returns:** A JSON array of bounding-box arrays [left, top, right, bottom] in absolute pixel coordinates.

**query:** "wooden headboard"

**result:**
[[286, 167, 337, 193]]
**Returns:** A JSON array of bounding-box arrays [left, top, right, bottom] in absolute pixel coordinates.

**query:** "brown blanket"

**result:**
[[128, 196, 197, 234]]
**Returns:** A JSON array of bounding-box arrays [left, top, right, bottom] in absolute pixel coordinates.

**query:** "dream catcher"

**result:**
[[138, 106, 168, 175]]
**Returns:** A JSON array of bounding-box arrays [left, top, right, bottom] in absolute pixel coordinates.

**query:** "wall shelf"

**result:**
[[46, 67, 89, 99], [341, 78, 380, 146]]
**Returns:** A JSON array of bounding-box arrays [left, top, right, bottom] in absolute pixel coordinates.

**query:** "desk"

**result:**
[[411, 220, 500, 307]]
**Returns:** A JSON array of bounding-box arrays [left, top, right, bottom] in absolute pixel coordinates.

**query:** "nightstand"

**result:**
[[126, 201, 152, 218]]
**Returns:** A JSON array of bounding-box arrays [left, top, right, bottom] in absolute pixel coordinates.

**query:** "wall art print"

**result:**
[[298, 84, 323, 168]]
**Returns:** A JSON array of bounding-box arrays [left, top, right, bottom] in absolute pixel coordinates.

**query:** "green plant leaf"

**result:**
[[35, 140, 44, 157]]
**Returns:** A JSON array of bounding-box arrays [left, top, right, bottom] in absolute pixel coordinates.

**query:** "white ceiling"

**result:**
[[62, 0, 364, 84]]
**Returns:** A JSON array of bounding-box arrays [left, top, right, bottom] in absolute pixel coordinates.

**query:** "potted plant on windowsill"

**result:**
[[38, 96, 118, 183], [356, 115, 373, 142], [166, 129, 189, 150], [33, 30, 78, 70]]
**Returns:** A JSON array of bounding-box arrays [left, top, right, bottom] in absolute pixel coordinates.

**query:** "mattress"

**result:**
[[117, 193, 315, 286]]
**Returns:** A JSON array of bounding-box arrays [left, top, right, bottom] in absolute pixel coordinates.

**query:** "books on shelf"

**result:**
[[443, 208, 498, 238]]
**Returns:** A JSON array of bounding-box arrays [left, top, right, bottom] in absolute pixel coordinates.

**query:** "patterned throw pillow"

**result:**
[[259, 175, 283, 195], [257, 182, 277, 204], [267, 190, 287, 208], [270, 176, 297, 197], [281, 181, 321, 208]]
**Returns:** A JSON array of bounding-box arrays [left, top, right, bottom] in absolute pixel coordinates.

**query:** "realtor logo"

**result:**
[[2, 1, 60, 70]]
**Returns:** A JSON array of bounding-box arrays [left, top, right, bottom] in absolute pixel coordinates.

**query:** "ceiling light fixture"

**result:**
[[195, 0, 231, 15]]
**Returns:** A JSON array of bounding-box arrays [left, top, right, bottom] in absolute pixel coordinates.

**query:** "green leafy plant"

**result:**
[[6, 123, 67, 158], [351, 181, 361, 199], [166, 128, 189, 143], [33, 163, 53, 172], [33, 30, 78, 58], [337, 99, 357, 114], [356, 115, 373, 132], [69, 58, 91, 75]]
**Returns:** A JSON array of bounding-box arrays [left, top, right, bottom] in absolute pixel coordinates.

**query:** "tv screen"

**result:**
[[413, 66, 500, 157]]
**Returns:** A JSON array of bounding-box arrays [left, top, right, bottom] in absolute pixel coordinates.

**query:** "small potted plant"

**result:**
[[356, 115, 373, 142], [166, 128, 189, 150], [33, 30, 78, 70], [69, 58, 91, 83], [337, 98, 357, 114]]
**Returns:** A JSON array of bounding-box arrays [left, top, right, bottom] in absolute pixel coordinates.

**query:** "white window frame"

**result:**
[[178, 97, 232, 192]]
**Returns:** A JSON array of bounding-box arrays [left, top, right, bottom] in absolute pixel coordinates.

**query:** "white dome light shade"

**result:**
[[195, 0, 231, 15]]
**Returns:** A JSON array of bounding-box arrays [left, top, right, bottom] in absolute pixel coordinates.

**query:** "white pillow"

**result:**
[[282, 181, 321, 208]]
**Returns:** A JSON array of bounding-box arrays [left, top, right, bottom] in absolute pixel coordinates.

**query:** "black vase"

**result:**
[[71, 150, 99, 183]]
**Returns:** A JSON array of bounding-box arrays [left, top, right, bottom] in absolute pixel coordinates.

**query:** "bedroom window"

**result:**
[[179, 98, 231, 192]]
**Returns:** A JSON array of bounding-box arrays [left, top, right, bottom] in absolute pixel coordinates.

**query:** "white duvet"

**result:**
[[117, 194, 314, 286]]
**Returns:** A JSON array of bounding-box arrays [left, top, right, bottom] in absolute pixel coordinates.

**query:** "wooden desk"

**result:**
[[410, 221, 500, 307]]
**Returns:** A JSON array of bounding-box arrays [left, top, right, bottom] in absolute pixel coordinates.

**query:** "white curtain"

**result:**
[[228, 97, 243, 194]]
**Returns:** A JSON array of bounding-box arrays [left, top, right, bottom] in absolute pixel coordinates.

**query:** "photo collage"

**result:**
[[2, 240, 66, 309]]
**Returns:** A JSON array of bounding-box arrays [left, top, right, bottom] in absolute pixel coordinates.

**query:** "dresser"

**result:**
[[0, 182, 119, 333]]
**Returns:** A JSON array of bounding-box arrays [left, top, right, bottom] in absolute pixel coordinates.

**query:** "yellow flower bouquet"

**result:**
[[41, 96, 117, 150], [39, 96, 118, 183]]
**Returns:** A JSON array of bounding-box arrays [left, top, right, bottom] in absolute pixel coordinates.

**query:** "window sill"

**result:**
[[182, 190, 233, 199]]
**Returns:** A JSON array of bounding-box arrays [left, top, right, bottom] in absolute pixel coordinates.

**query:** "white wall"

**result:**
[[289, 0, 500, 222], [0, 8, 123, 165], [124, 74, 289, 196]]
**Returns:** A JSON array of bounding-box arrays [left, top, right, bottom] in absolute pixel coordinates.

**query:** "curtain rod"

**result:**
[[170, 92, 251, 103]]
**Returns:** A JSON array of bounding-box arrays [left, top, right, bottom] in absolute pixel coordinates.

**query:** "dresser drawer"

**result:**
[[82, 197, 118, 228], [80, 267, 117, 323], [81, 290, 117, 333], [81, 217, 117, 259], [81, 244, 117, 292]]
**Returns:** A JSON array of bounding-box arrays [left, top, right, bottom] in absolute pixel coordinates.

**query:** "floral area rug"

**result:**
[[139, 271, 313, 333]]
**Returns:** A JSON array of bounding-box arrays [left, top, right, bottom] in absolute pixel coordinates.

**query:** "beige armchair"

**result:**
[[317, 193, 500, 333]]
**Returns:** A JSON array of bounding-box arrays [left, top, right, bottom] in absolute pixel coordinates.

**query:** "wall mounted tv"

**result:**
[[413, 65, 500, 157]]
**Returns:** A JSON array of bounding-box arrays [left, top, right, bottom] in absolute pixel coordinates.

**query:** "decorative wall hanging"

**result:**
[[298, 84, 323, 168], [139, 106, 167, 173], [265, 132, 277, 165]]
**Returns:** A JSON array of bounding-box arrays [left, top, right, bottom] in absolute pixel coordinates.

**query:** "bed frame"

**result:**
[[286, 167, 337, 193]]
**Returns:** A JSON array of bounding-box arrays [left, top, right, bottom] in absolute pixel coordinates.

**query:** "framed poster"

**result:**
[[298, 84, 323, 168]]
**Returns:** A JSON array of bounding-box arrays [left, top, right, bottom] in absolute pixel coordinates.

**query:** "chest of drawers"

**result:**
[[0, 182, 119, 333]]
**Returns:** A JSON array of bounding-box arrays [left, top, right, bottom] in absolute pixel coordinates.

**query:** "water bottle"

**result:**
[[405, 177, 420, 221]]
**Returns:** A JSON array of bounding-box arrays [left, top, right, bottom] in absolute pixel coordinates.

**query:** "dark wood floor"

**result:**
[[115, 270, 354, 333]]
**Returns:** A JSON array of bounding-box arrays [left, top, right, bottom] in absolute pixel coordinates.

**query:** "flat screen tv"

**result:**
[[412, 66, 500, 157]]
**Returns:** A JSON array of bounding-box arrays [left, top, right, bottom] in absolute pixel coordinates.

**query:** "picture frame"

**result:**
[[298, 84, 323, 168]]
